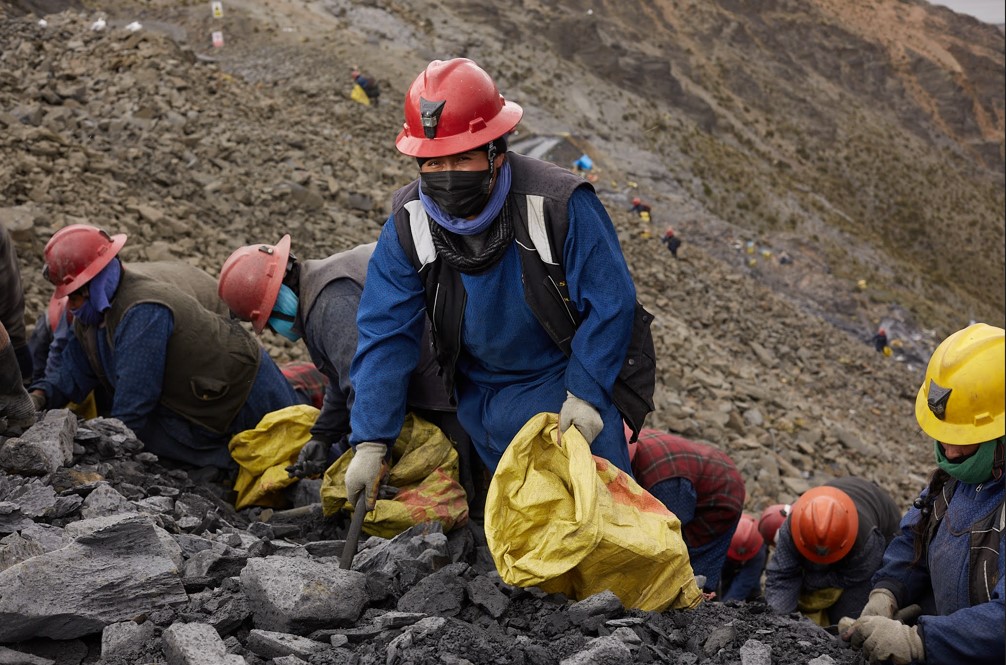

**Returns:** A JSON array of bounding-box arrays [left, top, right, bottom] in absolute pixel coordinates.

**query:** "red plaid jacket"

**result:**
[[632, 428, 745, 547]]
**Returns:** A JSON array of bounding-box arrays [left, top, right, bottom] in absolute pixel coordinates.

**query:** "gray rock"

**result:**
[[162, 622, 246, 665], [567, 590, 624, 627], [739, 638, 772, 665], [3, 480, 58, 518], [0, 514, 187, 641], [465, 575, 509, 618], [385, 617, 447, 665], [703, 624, 737, 656], [397, 566, 466, 617], [239, 556, 367, 634], [0, 646, 55, 665], [609, 626, 642, 650], [245, 629, 328, 660], [807, 657, 837, 665], [352, 521, 450, 574], [0, 409, 77, 475], [80, 483, 136, 519], [0, 502, 33, 534], [100, 620, 157, 660], [17, 523, 67, 552], [559, 635, 633, 664], [0, 532, 44, 573], [272, 657, 309, 665], [373, 611, 425, 630]]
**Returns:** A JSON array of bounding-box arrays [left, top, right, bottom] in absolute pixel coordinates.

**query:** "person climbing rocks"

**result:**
[[343, 58, 654, 509], [765, 477, 902, 627], [871, 327, 889, 354], [30, 224, 299, 469], [351, 66, 380, 105], [662, 226, 682, 259], [628, 426, 745, 595], [217, 238, 476, 503], [719, 513, 768, 602], [842, 323, 1004, 665]]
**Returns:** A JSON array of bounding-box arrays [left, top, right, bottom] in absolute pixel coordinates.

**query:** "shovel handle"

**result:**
[[339, 492, 368, 570]]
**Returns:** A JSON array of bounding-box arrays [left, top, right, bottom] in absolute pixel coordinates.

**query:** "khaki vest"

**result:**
[[78, 266, 261, 434]]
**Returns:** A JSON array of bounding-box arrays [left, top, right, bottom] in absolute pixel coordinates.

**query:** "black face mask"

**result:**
[[420, 169, 492, 218]]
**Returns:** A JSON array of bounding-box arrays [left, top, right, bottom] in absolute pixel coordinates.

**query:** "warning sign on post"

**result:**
[[212, 31, 224, 48], [211, 1, 224, 18]]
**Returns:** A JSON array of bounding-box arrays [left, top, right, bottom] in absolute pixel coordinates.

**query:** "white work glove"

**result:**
[[559, 391, 603, 444], [344, 442, 387, 508], [847, 616, 924, 665], [860, 588, 898, 620]]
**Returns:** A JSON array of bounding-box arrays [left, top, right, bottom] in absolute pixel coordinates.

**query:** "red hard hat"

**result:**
[[757, 503, 791, 546], [396, 58, 523, 158], [632, 197, 641, 205], [218, 235, 291, 333], [43, 225, 127, 299], [790, 486, 859, 564], [47, 294, 69, 332], [728, 514, 765, 562]]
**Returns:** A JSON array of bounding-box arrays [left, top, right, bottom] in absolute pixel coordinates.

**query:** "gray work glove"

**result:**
[[859, 589, 898, 620], [847, 616, 924, 665], [559, 391, 603, 444], [286, 438, 330, 478], [344, 442, 387, 509]]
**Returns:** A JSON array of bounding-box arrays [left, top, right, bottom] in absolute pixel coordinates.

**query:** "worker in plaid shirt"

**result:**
[[628, 426, 746, 593]]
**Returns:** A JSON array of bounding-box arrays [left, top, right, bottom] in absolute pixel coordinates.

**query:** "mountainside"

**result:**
[[1, 0, 1003, 509]]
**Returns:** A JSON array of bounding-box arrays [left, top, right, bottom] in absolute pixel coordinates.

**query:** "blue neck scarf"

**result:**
[[418, 161, 512, 236], [69, 259, 121, 326], [267, 284, 302, 342]]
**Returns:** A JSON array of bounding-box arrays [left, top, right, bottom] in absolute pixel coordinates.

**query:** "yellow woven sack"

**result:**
[[485, 412, 703, 612], [798, 587, 844, 627], [320, 412, 468, 538], [350, 83, 371, 106], [229, 404, 319, 510]]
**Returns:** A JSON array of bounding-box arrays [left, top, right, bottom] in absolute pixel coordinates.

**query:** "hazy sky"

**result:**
[[928, 0, 1005, 24]]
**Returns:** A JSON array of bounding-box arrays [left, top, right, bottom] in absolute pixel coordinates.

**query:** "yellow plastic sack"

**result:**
[[798, 587, 844, 627], [320, 412, 468, 538], [485, 412, 703, 612], [229, 404, 319, 510], [350, 83, 371, 106]]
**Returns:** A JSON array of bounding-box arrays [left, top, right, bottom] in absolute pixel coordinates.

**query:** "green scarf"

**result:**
[[934, 437, 1003, 484]]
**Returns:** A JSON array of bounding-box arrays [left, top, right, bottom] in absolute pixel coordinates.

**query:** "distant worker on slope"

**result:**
[[629, 426, 745, 595], [30, 225, 299, 469], [217, 237, 469, 488], [343, 58, 653, 509], [870, 327, 890, 354], [351, 66, 381, 106], [843, 323, 1005, 665], [765, 477, 902, 626], [662, 226, 682, 259]]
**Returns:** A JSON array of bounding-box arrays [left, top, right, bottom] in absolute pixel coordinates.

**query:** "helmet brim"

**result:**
[[251, 234, 292, 333], [52, 233, 127, 298], [915, 384, 1005, 445], [395, 102, 523, 158]]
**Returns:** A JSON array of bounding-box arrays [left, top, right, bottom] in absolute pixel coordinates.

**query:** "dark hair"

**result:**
[[910, 468, 952, 566]]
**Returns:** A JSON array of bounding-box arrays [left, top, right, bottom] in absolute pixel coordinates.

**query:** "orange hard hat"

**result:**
[[396, 59, 523, 158], [790, 486, 858, 564], [757, 503, 791, 546], [728, 514, 764, 562], [218, 235, 291, 333], [43, 225, 127, 299]]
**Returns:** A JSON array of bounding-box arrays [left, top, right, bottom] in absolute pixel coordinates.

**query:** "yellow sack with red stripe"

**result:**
[[228, 404, 319, 510], [485, 412, 702, 612], [320, 412, 468, 538]]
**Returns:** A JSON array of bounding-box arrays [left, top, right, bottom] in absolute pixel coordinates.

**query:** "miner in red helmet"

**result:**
[[344, 59, 653, 508], [30, 224, 299, 469], [719, 513, 767, 602], [765, 477, 901, 626]]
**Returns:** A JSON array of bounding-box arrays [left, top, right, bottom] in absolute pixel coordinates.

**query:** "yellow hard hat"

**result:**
[[915, 323, 1005, 445]]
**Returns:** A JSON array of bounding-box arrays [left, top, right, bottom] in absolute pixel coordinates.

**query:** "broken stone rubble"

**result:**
[[0, 412, 863, 664]]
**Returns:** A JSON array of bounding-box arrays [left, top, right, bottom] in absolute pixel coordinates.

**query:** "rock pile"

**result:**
[[1, 414, 863, 665]]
